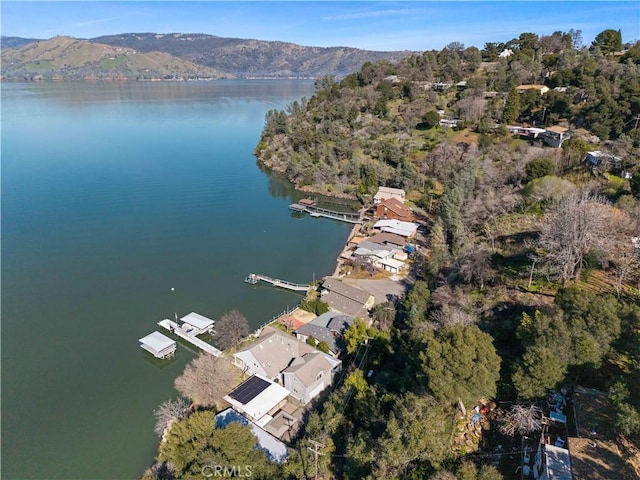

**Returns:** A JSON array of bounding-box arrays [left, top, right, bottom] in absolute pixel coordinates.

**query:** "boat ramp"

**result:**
[[245, 273, 310, 292]]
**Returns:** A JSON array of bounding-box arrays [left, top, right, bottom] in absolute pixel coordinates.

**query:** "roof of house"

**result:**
[[367, 232, 408, 246], [228, 375, 271, 404], [322, 292, 370, 318], [296, 323, 338, 351], [517, 84, 548, 90], [296, 312, 354, 353], [377, 197, 412, 218], [376, 186, 406, 196], [233, 326, 316, 379], [373, 219, 419, 237], [180, 312, 215, 330], [312, 311, 355, 330], [282, 352, 340, 387], [380, 257, 405, 269], [215, 408, 289, 463], [322, 278, 373, 305], [354, 241, 393, 258], [546, 125, 569, 134], [223, 374, 290, 422]]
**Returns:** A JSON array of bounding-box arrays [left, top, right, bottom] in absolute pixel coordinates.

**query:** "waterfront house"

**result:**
[[223, 375, 289, 425], [375, 197, 414, 222], [232, 326, 341, 404], [373, 219, 419, 238], [295, 311, 355, 356], [320, 277, 375, 318], [366, 232, 407, 250], [282, 352, 341, 404], [516, 84, 550, 95], [543, 126, 571, 148], [233, 325, 316, 380], [373, 186, 406, 205]]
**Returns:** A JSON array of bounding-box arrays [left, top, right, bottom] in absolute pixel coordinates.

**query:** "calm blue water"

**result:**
[[1, 81, 351, 479]]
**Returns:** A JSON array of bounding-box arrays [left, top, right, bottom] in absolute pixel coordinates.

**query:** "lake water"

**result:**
[[1, 80, 352, 479]]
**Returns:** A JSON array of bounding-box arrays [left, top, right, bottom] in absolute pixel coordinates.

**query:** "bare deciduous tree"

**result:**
[[499, 404, 542, 436], [153, 397, 191, 437], [456, 246, 496, 289], [538, 191, 608, 284], [174, 353, 237, 408], [607, 207, 640, 297], [214, 309, 249, 350]]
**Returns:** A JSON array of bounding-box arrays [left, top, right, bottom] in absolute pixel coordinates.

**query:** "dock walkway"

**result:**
[[289, 204, 363, 224], [158, 319, 222, 357], [245, 273, 310, 292]]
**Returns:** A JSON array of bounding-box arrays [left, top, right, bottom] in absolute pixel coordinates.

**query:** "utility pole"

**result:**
[[307, 439, 325, 480]]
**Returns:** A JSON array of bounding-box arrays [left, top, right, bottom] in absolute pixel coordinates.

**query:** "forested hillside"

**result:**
[[256, 30, 640, 197], [143, 30, 639, 480], [250, 29, 640, 479]]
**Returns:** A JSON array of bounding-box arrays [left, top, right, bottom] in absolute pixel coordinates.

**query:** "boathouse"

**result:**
[[180, 312, 215, 335], [139, 331, 177, 359]]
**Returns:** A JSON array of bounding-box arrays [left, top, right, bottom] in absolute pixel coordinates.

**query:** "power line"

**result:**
[[307, 439, 325, 480]]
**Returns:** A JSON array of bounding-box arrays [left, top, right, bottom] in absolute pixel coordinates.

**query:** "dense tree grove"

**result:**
[[257, 29, 640, 197], [147, 28, 640, 480]]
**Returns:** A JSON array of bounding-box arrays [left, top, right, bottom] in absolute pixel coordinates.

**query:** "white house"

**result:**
[[282, 352, 341, 405], [373, 186, 406, 204], [373, 219, 419, 238]]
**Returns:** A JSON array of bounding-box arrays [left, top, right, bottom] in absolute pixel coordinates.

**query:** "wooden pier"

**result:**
[[158, 319, 222, 357], [288, 203, 363, 224], [245, 273, 310, 292]]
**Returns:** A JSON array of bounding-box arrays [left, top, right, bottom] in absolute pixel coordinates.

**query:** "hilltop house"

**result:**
[[543, 125, 571, 148], [516, 84, 550, 95]]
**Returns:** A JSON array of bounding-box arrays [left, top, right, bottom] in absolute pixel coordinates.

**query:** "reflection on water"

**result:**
[[1, 80, 353, 480]]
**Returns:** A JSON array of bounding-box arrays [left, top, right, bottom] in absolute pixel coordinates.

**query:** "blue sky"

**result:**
[[2, 1, 638, 51]]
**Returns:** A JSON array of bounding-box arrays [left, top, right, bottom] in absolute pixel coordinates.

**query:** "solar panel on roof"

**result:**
[[228, 375, 271, 404]]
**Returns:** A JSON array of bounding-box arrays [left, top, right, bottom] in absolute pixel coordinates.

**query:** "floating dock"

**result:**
[[245, 273, 310, 292], [158, 319, 222, 357]]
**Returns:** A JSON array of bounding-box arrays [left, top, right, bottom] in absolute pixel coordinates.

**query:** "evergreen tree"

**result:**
[[502, 87, 520, 124]]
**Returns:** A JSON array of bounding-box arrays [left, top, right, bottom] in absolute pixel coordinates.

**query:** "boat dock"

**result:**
[[158, 319, 222, 357], [289, 203, 363, 224], [245, 273, 310, 292]]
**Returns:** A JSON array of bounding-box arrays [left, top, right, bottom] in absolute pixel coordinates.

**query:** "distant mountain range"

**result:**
[[1, 33, 413, 80]]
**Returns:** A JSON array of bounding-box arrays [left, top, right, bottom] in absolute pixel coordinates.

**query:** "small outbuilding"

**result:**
[[139, 331, 176, 359]]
